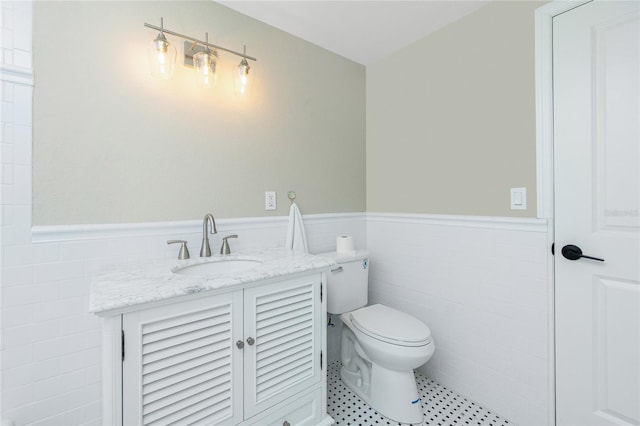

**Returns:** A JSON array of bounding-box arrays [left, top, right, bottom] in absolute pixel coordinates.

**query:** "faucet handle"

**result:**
[[220, 235, 238, 255], [167, 240, 190, 260]]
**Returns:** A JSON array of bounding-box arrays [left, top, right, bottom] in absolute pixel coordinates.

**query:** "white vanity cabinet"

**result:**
[[101, 272, 331, 426]]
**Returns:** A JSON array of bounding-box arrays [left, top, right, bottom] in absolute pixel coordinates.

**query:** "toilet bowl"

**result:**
[[322, 251, 436, 424], [340, 304, 434, 424], [347, 304, 434, 370]]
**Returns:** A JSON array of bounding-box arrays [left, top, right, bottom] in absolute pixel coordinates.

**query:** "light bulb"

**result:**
[[147, 21, 176, 79], [235, 57, 251, 96], [194, 50, 217, 88]]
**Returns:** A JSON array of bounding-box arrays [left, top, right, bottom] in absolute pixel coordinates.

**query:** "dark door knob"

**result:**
[[561, 244, 604, 262]]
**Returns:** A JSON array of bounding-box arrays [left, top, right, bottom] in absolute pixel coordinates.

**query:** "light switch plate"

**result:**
[[265, 191, 277, 210], [510, 187, 527, 210]]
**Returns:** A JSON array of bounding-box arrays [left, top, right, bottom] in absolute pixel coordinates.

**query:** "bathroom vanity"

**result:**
[[90, 249, 335, 426]]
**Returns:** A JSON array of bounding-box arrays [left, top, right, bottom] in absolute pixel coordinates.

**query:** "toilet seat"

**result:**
[[350, 304, 432, 347]]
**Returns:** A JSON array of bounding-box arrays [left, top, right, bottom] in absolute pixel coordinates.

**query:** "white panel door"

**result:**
[[554, 1, 640, 425], [122, 292, 244, 426], [243, 275, 322, 418]]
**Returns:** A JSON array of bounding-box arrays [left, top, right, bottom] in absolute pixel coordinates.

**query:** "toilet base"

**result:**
[[340, 363, 424, 424]]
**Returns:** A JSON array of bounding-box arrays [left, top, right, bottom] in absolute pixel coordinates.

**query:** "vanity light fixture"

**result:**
[[144, 17, 257, 94]]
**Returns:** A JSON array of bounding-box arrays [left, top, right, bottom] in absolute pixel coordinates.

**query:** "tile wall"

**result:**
[[1, 214, 365, 425], [367, 214, 550, 425], [1, 1, 34, 422]]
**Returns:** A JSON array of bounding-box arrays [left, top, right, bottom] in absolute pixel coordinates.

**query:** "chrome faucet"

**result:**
[[200, 213, 217, 257]]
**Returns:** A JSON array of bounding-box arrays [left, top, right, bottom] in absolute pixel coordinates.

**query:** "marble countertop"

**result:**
[[89, 248, 336, 315]]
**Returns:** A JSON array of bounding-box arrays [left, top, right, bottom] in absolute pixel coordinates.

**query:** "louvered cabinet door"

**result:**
[[122, 291, 244, 426], [243, 275, 322, 418]]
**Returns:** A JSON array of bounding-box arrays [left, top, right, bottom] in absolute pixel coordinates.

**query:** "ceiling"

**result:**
[[218, 1, 489, 65]]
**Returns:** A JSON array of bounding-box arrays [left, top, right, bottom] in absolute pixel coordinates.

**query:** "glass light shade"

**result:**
[[234, 58, 252, 96], [194, 50, 217, 88], [147, 34, 176, 79]]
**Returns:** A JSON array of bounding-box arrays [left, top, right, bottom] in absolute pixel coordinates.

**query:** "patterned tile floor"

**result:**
[[327, 361, 511, 426]]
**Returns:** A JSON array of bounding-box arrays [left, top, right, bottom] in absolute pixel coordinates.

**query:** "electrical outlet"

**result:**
[[265, 191, 277, 210]]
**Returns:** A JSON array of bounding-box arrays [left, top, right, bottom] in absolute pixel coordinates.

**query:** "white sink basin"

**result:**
[[174, 259, 262, 277]]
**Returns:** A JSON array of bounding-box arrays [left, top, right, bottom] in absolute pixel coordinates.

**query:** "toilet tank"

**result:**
[[320, 251, 369, 314]]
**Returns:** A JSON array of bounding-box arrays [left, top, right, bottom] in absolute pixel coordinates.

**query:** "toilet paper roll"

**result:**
[[336, 235, 356, 255]]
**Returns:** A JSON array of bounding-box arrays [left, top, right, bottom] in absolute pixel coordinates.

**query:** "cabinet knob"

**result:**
[[236, 340, 244, 349], [246, 337, 255, 346], [283, 421, 290, 426]]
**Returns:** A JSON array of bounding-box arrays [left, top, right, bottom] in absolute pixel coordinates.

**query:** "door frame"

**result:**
[[534, 2, 591, 425]]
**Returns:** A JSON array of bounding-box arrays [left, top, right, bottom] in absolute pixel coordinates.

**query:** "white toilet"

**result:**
[[323, 251, 435, 424]]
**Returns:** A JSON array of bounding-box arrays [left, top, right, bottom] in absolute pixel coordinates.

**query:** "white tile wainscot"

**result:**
[[1, 214, 365, 426], [366, 213, 550, 426]]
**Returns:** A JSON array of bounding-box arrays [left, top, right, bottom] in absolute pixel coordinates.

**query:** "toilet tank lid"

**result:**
[[350, 304, 431, 345], [316, 250, 369, 264]]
